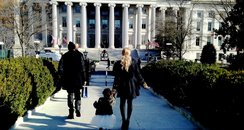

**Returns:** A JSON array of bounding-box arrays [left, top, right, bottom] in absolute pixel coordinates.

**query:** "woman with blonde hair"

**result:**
[[112, 48, 149, 130]]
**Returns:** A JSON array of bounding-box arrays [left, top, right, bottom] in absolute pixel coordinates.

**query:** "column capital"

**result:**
[[159, 7, 167, 11], [65, 1, 73, 6], [172, 7, 179, 11], [49, 1, 58, 5], [59, 25, 63, 31], [122, 4, 130, 8], [108, 3, 116, 7], [79, 2, 87, 7], [150, 4, 157, 8], [73, 25, 77, 31], [136, 4, 144, 8], [94, 3, 101, 7]]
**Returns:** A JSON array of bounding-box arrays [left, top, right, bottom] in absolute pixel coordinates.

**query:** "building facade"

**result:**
[[14, 0, 236, 61]]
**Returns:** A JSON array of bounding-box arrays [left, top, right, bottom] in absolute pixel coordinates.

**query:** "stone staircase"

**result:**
[[46, 47, 146, 62]]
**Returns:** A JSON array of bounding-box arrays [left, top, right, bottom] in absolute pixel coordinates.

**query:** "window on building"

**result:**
[[207, 36, 212, 44], [102, 19, 108, 29], [89, 19, 95, 29], [102, 11, 108, 16], [197, 11, 202, 18], [115, 11, 120, 17], [219, 22, 223, 30], [129, 19, 133, 29], [197, 21, 201, 31], [218, 36, 222, 46], [129, 8, 134, 15], [142, 19, 146, 29], [115, 20, 120, 30], [73, 4, 80, 13], [208, 11, 215, 18], [76, 33, 81, 44], [62, 17, 67, 27], [75, 18, 80, 27], [208, 22, 212, 31], [60, 4, 67, 13], [196, 36, 200, 46], [90, 11, 95, 16], [142, 8, 147, 14]]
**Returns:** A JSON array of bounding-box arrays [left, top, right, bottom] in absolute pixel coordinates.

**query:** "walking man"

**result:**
[[58, 42, 87, 119]]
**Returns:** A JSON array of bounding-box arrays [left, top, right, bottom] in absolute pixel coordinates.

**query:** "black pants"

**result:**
[[120, 97, 133, 121], [67, 88, 81, 112]]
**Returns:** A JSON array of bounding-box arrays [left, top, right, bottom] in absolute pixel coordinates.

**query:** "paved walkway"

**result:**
[[12, 62, 199, 130]]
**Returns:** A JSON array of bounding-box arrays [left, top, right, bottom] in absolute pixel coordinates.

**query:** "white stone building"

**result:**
[[13, 0, 236, 61]]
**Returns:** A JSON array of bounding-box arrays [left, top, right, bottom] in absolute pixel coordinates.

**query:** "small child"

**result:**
[[91, 88, 116, 130]]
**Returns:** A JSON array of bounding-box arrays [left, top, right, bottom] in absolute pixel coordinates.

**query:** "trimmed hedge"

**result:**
[[142, 60, 244, 130], [0, 57, 57, 129]]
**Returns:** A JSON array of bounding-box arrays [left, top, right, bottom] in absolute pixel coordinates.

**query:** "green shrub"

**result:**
[[142, 60, 244, 129], [0, 58, 32, 129], [19, 57, 55, 109]]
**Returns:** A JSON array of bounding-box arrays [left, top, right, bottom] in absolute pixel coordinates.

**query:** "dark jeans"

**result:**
[[67, 88, 81, 112]]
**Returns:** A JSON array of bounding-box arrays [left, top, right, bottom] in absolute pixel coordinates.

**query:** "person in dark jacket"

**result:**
[[112, 48, 149, 130], [58, 42, 87, 119]]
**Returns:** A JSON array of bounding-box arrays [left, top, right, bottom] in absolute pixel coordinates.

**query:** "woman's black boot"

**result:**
[[125, 119, 130, 130], [121, 120, 126, 130]]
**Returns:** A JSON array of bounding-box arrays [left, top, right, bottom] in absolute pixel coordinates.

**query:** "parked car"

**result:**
[[36, 50, 61, 61]]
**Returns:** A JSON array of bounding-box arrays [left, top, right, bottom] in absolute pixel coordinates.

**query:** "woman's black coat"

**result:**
[[112, 58, 145, 99]]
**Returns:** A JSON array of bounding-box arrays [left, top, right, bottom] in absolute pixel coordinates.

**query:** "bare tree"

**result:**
[[0, 0, 51, 57], [155, 0, 194, 60], [211, 0, 236, 54]]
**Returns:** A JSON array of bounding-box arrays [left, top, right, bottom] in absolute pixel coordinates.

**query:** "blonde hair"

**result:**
[[121, 48, 132, 72], [75, 43, 79, 49]]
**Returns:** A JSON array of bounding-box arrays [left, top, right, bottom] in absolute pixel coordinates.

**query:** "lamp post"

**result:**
[[34, 40, 40, 53], [83, 50, 88, 59]]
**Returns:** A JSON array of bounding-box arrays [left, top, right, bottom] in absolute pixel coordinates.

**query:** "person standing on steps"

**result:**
[[112, 48, 150, 130], [58, 42, 87, 119], [106, 58, 111, 70]]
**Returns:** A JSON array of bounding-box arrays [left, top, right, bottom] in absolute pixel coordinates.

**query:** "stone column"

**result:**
[[28, 2, 34, 42], [50, 1, 58, 47], [73, 25, 77, 43], [59, 25, 63, 45], [65, 1, 73, 43], [108, 3, 116, 49], [122, 4, 130, 48], [13, 1, 21, 57], [133, 12, 138, 48], [151, 4, 157, 41], [94, 3, 101, 48], [184, 7, 190, 29], [80, 2, 87, 48], [184, 7, 190, 49], [147, 6, 152, 42], [173, 7, 179, 24], [160, 7, 166, 37], [41, 2, 47, 47], [201, 11, 206, 49], [136, 4, 143, 48]]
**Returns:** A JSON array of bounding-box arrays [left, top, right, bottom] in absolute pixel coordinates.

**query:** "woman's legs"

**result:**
[[120, 97, 133, 129], [120, 98, 126, 122], [127, 98, 133, 121]]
